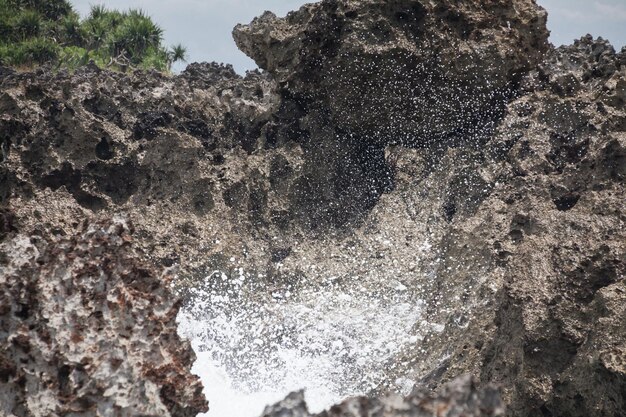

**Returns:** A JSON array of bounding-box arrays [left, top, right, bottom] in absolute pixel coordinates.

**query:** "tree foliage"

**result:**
[[0, 0, 186, 72]]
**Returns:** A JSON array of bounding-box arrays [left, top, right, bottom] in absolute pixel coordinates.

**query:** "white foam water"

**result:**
[[177, 270, 423, 417]]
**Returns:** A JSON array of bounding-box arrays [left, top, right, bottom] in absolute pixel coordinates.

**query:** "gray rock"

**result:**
[[234, 0, 549, 144], [261, 376, 504, 417]]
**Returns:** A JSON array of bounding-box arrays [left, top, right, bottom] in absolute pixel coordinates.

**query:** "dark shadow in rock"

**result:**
[[39, 162, 108, 211], [0, 93, 19, 116], [191, 180, 214, 216], [0, 207, 17, 241], [566, 246, 620, 304], [84, 161, 139, 204], [547, 132, 589, 174], [553, 193, 580, 211], [271, 247, 292, 263], [133, 112, 173, 140], [24, 85, 45, 102], [1, 120, 29, 159], [417, 357, 451, 391], [270, 209, 292, 230], [83, 94, 125, 128], [599, 138, 626, 182], [177, 119, 215, 150], [523, 336, 578, 376], [269, 154, 294, 188], [289, 137, 394, 230], [95, 137, 115, 160], [40, 162, 81, 191], [73, 191, 108, 211], [443, 201, 457, 222], [223, 181, 248, 208]]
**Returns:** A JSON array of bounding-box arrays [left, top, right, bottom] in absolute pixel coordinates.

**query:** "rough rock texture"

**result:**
[[0, 218, 208, 416], [232, 0, 550, 228], [261, 376, 504, 417], [0, 0, 625, 416], [385, 35, 626, 417], [473, 37, 626, 417], [234, 0, 549, 143], [0, 62, 284, 279]]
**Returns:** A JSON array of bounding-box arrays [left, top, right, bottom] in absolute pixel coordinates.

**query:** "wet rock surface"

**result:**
[[0, 1, 625, 417], [234, 0, 549, 144], [232, 0, 550, 228], [262, 376, 503, 417]]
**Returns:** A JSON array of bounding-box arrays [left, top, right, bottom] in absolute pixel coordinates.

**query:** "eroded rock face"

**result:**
[[260, 376, 504, 417], [234, 0, 549, 144], [384, 36, 626, 417], [0, 1, 624, 417], [229, 0, 551, 230], [0, 218, 208, 417], [473, 37, 626, 417], [0, 63, 287, 279]]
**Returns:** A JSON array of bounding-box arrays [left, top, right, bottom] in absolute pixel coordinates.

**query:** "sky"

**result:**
[[71, 0, 626, 74]]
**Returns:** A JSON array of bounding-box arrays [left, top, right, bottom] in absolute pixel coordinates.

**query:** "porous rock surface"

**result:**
[[234, 0, 548, 143], [0, 0, 625, 416], [393, 35, 626, 417], [261, 375, 504, 417], [0, 218, 208, 416]]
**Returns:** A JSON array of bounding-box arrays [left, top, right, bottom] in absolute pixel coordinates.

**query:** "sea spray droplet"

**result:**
[[178, 271, 424, 417]]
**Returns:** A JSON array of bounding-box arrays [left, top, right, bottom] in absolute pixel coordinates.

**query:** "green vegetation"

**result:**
[[0, 0, 187, 72]]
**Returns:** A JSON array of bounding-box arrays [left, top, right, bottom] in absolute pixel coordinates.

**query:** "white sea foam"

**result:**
[[177, 271, 423, 417]]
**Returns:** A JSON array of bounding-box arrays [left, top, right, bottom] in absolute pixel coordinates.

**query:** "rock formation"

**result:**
[[0, 0, 624, 416], [0, 218, 207, 416], [393, 35, 626, 417], [261, 375, 504, 417], [234, 0, 548, 143]]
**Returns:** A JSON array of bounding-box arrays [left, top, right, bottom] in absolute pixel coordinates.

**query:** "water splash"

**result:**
[[177, 269, 423, 417]]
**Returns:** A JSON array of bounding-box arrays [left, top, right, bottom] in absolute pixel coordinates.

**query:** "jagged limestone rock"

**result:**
[[386, 36, 626, 417], [0, 1, 624, 416], [260, 376, 504, 417], [0, 219, 208, 417], [234, 0, 549, 144]]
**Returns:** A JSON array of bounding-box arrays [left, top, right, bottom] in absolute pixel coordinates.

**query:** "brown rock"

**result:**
[[0, 1, 623, 416], [0, 219, 208, 416]]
